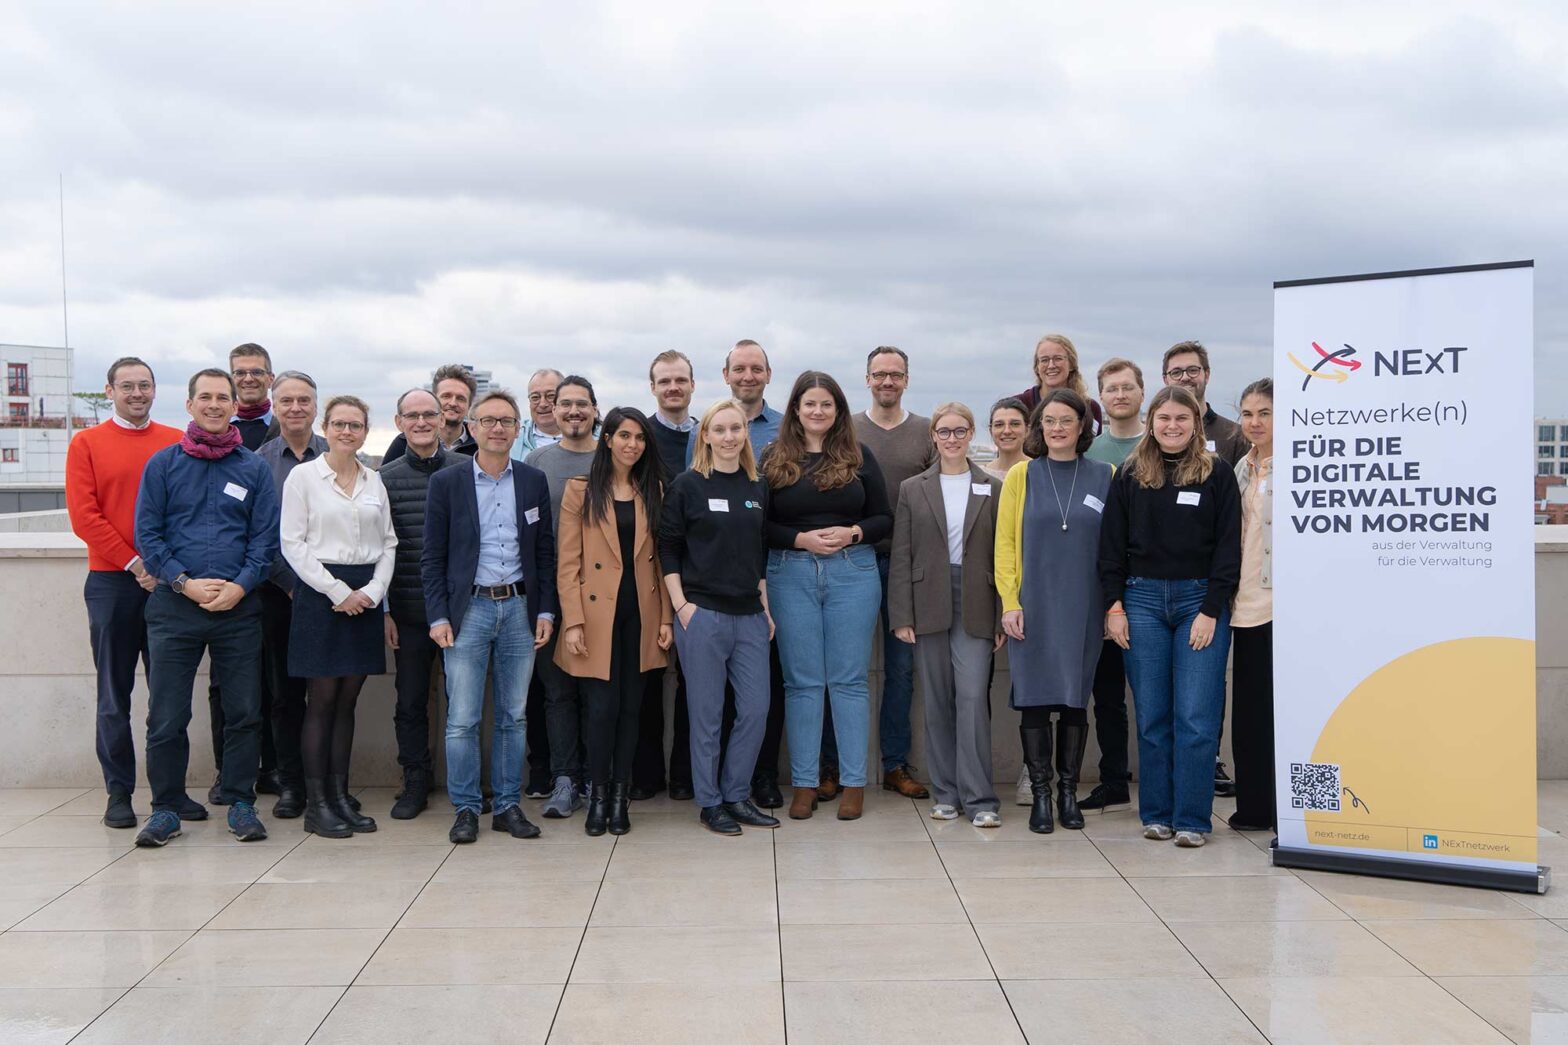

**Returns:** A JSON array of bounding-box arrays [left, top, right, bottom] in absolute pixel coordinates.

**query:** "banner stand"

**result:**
[[1272, 843, 1550, 895]]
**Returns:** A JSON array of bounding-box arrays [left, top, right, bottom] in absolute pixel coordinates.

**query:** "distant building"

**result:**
[[1538, 418, 1568, 479], [1538, 475, 1568, 526], [464, 365, 494, 396], [0, 344, 79, 490]]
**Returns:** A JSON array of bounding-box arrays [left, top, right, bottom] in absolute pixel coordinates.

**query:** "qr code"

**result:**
[[1290, 762, 1341, 811]]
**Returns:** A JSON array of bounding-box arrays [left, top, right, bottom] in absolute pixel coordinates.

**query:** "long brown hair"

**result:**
[[762, 371, 862, 490], [1125, 386, 1213, 489]]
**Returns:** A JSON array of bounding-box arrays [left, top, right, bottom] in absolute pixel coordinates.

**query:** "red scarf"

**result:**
[[235, 398, 271, 421], [180, 420, 243, 460]]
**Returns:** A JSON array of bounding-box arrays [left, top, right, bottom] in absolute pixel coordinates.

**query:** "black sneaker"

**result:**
[[1077, 783, 1131, 810], [176, 793, 210, 821], [492, 805, 542, 839], [724, 800, 780, 829], [134, 810, 181, 848], [450, 809, 480, 844], [628, 783, 661, 801], [207, 775, 230, 806], [227, 801, 268, 842], [700, 805, 742, 835], [1214, 761, 1236, 797], [524, 775, 552, 800], [254, 769, 282, 796], [103, 790, 137, 829]]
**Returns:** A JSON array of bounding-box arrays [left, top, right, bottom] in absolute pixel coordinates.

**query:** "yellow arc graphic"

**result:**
[[1287, 353, 1349, 383]]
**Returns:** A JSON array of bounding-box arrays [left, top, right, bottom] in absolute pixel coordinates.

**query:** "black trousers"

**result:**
[[85, 570, 151, 795], [525, 670, 551, 787], [537, 631, 590, 783], [1089, 639, 1131, 785], [259, 585, 306, 784], [207, 604, 278, 777], [582, 612, 644, 786], [392, 618, 444, 772], [632, 653, 692, 790], [1230, 622, 1276, 828], [720, 637, 785, 780]]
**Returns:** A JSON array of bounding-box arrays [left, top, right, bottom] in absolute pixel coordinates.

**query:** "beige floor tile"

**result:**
[[13, 882, 246, 931], [570, 926, 781, 984], [1129, 875, 1348, 922], [613, 811, 777, 845], [1294, 870, 1538, 920], [935, 838, 1117, 878], [777, 878, 967, 925], [605, 838, 776, 880], [782, 922, 991, 981], [1507, 888, 1568, 919], [429, 842, 610, 885], [785, 980, 1027, 1044], [85, 846, 286, 886], [206, 881, 423, 930], [72, 985, 344, 1045], [0, 848, 126, 888], [1362, 918, 1568, 977], [774, 809, 932, 843], [1172, 920, 1421, 978], [0, 930, 189, 988], [257, 844, 448, 884], [118, 816, 300, 848], [0, 816, 137, 849], [295, 810, 469, 847], [923, 812, 1067, 843], [0, 790, 91, 817], [398, 881, 600, 928], [978, 921, 1203, 979], [312, 984, 561, 1044], [41, 792, 129, 817], [0, 883, 72, 930], [1436, 975, 1568, 1043], [0, 988, 125, 1045], [142, 928, 385, 987], [551, 982, 785, 1044], [1004, 976, 1266, 1044], [1220, 975, 1509, 1044], [355, 926, 580, 985], [775, 840, 945, 880], [1089, 835, 1289, 877], [953, 876, 1157, 923], [0, 816, 36, 837], [589, 876, 778, 928]]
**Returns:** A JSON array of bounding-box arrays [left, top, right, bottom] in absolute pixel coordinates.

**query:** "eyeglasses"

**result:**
[[474, 416, 519, 430], [1039, 417, 1079, 430], [327, 420, 365, 433], [1035, 355, 1068, 367], [868, 371, 908, 383], [1101, 383, 1141, 396], [1165, 366, 1206, 380], [399, 411, 440, 423], [113, 382, 154, 394], [527, 391, 556, 404], [231, 368, 271, 380], [934, 426, 971, 440]]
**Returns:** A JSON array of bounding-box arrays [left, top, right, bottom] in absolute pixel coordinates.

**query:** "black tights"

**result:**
[[303, 675, 367, 779], [1020, 705, 1086, 729]]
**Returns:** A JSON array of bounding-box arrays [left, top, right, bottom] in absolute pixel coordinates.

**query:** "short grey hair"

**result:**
[[271, 370, 317, 391], [529, 367, 564, 384]]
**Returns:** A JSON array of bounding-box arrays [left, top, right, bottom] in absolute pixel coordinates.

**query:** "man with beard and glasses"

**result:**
[[381, 364, 479, 464]]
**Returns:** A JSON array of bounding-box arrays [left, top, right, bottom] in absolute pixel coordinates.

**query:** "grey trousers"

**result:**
[[675, 606, 771, 809], [913, 566, 998, 813]]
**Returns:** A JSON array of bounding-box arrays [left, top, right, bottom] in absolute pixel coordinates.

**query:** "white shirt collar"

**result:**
[[110, 412, 151, 430]]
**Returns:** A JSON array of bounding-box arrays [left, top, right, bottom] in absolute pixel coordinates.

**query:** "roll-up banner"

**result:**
[[1271, 260, 1544, 893]]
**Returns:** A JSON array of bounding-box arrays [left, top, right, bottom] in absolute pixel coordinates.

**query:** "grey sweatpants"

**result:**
[[674, 606, 771, 809], [913, 566, 998, 813]]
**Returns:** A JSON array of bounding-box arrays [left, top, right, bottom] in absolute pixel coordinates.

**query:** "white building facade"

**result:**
[[0, 344, 73, 486], [1538, 418, 1568, 478]]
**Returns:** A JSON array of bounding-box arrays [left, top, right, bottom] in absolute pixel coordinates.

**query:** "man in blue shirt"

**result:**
[[424, 389, 559, 844], [133, 368, 281, 847]]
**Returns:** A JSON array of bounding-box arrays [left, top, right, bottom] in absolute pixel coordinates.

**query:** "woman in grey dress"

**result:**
[[995, 389, 1114, 834]]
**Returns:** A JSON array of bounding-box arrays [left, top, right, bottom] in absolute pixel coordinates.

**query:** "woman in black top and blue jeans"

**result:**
[[1100, 386, 1241, 848]]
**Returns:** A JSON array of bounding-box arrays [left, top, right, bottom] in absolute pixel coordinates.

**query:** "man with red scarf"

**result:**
[[133, 369, 280, 847]]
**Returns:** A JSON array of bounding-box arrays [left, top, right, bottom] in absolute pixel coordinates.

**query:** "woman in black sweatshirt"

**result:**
[[1099, 385, 1241, 849]]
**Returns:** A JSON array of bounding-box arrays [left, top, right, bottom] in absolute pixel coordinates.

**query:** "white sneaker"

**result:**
[[1143, 823, 1174, 840], [1174, 831, 1207, 848], [929, 803, 960, 820], [971, 810, 1002, 828], [1015, 766, 1032, 806]]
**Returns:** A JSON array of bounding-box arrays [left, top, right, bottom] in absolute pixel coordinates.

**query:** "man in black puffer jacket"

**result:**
[[379, 389, 468, 818]]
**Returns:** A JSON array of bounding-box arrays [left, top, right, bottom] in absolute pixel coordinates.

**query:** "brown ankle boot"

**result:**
[[836, 786, 865, 820], [788, 787, 818, 820], [816, 765, 841, 802]]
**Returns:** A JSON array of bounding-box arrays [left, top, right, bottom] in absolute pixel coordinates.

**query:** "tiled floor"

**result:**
[[2, 783, 1567, 1043]]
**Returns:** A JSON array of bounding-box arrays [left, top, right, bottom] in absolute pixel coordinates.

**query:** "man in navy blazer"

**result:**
[[422, 389, 558, 844]]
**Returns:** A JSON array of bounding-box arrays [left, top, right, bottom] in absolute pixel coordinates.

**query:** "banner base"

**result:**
[[1271, 844, 1550, 895]]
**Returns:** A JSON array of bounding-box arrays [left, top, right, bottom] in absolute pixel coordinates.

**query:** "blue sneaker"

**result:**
[[134, 810, 182, 848], [227, 801, 268, 842]]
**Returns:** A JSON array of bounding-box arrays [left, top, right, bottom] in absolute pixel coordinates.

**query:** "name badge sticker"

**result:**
[[971, 484, 991, 496], [524, 507, 540, 525], [1083, 494, 1105, 514], [708, 499, 730, 512], [1177, 491, 1201, 507], [222, 482, 247, 502], [1204, 439, 1216, 452]]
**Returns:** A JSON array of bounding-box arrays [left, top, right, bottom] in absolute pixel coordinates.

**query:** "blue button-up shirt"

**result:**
[[473, 459, 523, 587], [257, 433, 329, 591], [134, 445, 280, 594]]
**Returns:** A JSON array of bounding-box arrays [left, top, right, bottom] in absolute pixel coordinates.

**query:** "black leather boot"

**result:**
[[1056, 720, 1088, 830], [608, 782, 632, 836], [326, 775, 377, 833], [272, 777, 305, 819], [584, 784, 610, 836], [303, 778, 351, 838], [1020, 722, 1055, 834], [390, 766, 430, 820]]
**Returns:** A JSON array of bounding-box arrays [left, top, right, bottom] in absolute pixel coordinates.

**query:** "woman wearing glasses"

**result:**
[[983, 397, 1031, 482], [1011, 334, 1103, 436], [556, 406, 673, 836], [995, 390, 1112, 834], [889, 404, 1003, 826], [280, 395, 397, 837]]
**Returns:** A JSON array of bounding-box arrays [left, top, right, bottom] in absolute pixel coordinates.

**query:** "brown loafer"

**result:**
[[836, 786, 864, 820], [788, 787, 818, 820], [816, 766, 841, 802], [882, 766, 930, 799]]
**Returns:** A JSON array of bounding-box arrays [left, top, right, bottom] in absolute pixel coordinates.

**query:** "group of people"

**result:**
[[64, 333, 1277, 850]]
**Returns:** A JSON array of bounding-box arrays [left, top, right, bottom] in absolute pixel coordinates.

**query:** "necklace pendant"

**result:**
[[1061, 522, 1069, 532]]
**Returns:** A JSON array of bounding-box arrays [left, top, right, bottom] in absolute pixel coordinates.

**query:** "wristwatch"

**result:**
[[172, 573, 191, 594]]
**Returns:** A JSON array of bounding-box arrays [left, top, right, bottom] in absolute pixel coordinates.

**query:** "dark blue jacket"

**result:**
[[421, 458, 558, 637], [134, 444, 280, 593]]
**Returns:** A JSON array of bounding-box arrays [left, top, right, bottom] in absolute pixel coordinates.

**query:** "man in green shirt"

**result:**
[[1086, 357, 1145, 468]]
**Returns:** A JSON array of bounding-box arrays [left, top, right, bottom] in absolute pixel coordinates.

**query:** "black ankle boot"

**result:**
[[1056, 721, 1088, 830], [390, 766, 430, 820], [608, 782, 632, 835], [272, 777, 305, 819], [1020, 722, 1055, 834], [584, 784, 610, 836], [326, 775, 377, 833], [303, 778, 351, 838]]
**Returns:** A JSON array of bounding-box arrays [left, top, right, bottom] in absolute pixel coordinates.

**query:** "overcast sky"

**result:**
[[2, 2, 1563, 450]]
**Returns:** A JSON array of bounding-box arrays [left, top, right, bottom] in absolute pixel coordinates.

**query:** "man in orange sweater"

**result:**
[[66, 357, 184, 829]]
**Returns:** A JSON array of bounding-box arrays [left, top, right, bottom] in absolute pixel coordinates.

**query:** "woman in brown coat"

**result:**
[[556, 407, 673, 836]]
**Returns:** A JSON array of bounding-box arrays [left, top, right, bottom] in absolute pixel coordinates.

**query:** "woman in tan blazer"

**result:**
[[888, 402, 1003, 827], [556, 407, 673, 836]]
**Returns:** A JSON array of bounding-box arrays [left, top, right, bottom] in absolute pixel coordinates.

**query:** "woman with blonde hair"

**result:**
[[1011, 333, 1103, 435]]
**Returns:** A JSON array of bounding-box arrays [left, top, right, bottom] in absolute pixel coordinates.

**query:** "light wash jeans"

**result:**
[[443, 595, 536, 815]]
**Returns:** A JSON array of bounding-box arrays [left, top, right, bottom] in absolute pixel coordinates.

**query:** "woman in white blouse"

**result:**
[[280, 395, 397, 838]]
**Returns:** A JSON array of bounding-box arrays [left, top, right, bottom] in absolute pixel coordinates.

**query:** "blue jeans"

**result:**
[[768, 545, 881, 788], [442, 595, 536, 815], [1120, 577, 1231, 834], [821, 551, 915, 774]]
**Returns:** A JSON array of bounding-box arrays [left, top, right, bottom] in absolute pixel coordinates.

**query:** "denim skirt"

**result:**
[[288, 563, 386, 677]]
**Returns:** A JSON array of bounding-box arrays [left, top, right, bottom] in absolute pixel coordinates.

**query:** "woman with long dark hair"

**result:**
[[280, 395, 397, 837], [763, 371, 891, 821], [556, 406, 673, 836], [1229, 378, 1276, 831], [1100, 386, 1241, 847]]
